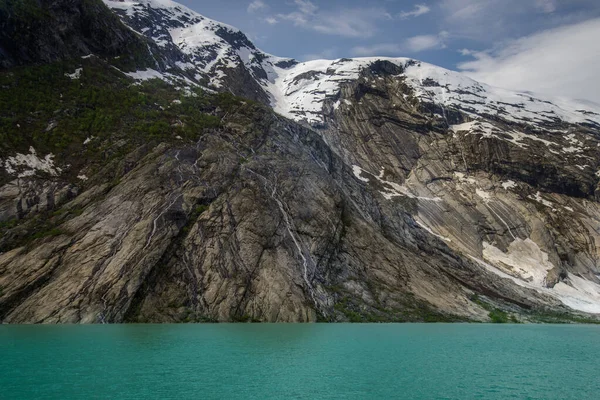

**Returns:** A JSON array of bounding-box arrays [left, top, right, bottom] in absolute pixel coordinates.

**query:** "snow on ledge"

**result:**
[[124, 68, 166, 81], [352, 164, 441, 202], [3, 147, 62, 178], [65, 68, 83, 80]]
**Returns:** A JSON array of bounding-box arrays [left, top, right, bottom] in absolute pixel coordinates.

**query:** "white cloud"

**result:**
[[294, 0, 317, 15], [265, 16, 278, 25], [439, 0, 568, 40], [247, 0, 267, 13], [301, 48, 337, 61], [352, 43, 403, 57], [440, 0, 507, 39], [273, 0, 390, 38], [399, 4, 431, 19], [406, 31, 448, 51], [441, 0, 487, 22], [352, 31, 448, 56], [458, 18, 600, 103], [438, 0, 600, 40], [535, 0, 557, 13]]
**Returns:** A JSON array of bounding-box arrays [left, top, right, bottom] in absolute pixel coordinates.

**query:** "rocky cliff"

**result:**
[[0, 0, 155, 68], [1, 0, 600, 323]]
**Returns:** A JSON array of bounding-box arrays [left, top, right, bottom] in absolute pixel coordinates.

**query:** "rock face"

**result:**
[[0, 0, 156, 68], [316, 62, 600, 315], [0, 100, 496, 323], [1, 0, 600, 323]]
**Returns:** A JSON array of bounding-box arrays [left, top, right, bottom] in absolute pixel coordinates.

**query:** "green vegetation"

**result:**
[[0, 0, 49, 20], [488, 309, 510, 323], [176, 203, 211, 238], [193, 205, 210, 215], [470, 294, 518, 323], [527, 310, 600, 324], [329, 290, 466, 323], [51, 206, 84, 218], [467, 294, 596, 324], [231, 314, 261, 323], [334, 298, 369, 323], [29, 228, 65, 241], [0, 58, 227, 177], [0, 219, 18, 230]]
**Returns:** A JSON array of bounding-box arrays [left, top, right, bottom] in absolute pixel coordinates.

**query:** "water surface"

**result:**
[[1, 324, 598, 399]]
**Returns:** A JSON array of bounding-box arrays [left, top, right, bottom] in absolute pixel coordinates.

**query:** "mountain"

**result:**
[[1, 0, 600, 323]]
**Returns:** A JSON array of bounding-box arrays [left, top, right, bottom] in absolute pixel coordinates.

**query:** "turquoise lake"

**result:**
[[1, 324, 599, 399]]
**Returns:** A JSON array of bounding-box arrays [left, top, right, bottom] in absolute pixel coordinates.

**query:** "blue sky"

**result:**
[[174, 0, 600, 102]]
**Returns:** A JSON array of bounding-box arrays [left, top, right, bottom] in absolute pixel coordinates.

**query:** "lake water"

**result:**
[[1, 324, 598, 399]]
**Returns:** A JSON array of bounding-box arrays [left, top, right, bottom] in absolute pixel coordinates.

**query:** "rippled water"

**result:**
[[1, 324, 598, 399]]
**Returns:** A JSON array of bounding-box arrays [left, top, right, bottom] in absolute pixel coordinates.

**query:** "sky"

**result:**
[[174, 0, 600, 103]]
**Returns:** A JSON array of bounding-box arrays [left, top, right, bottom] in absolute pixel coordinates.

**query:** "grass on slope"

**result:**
[[0, 57, 249, 183]]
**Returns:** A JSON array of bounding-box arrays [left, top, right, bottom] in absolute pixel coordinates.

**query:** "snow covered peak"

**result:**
[[264, 57, 409, 124], [402, 60, 600, 128], [105, 0, 235, 28], [264, 56, 600, 128], [103, 0, 294, 92], [104, 0, 600, 129]]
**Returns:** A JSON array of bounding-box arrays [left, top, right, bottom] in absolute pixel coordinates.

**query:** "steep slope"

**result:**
[[103, 0, 294, 103], [1, 0, 600, 323], [0, 0, 159, 69]]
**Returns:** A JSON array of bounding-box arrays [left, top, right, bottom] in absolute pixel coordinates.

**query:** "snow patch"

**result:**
[[501, 180, 516, 190], [473, 249, 600, 314], [554, 274, 600, 314], [483, 239, 553, 287], [403, 60, 600, 129], [352, 165, 369, 182], [415, 219, 452, 242], [450, 120, 561, 150], [353, 165, 441, 202], [528, 191, 553, 208], [3, 147, 61, 178], [65, 68, 83, 80], [454, 172, 477, 185], [475, 188, 492, 202], [124, 68, 165, 81], [450, 120, 497, 137]]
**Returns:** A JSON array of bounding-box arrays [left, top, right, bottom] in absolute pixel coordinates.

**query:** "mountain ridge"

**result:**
[[102, 0, 600, 130]]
